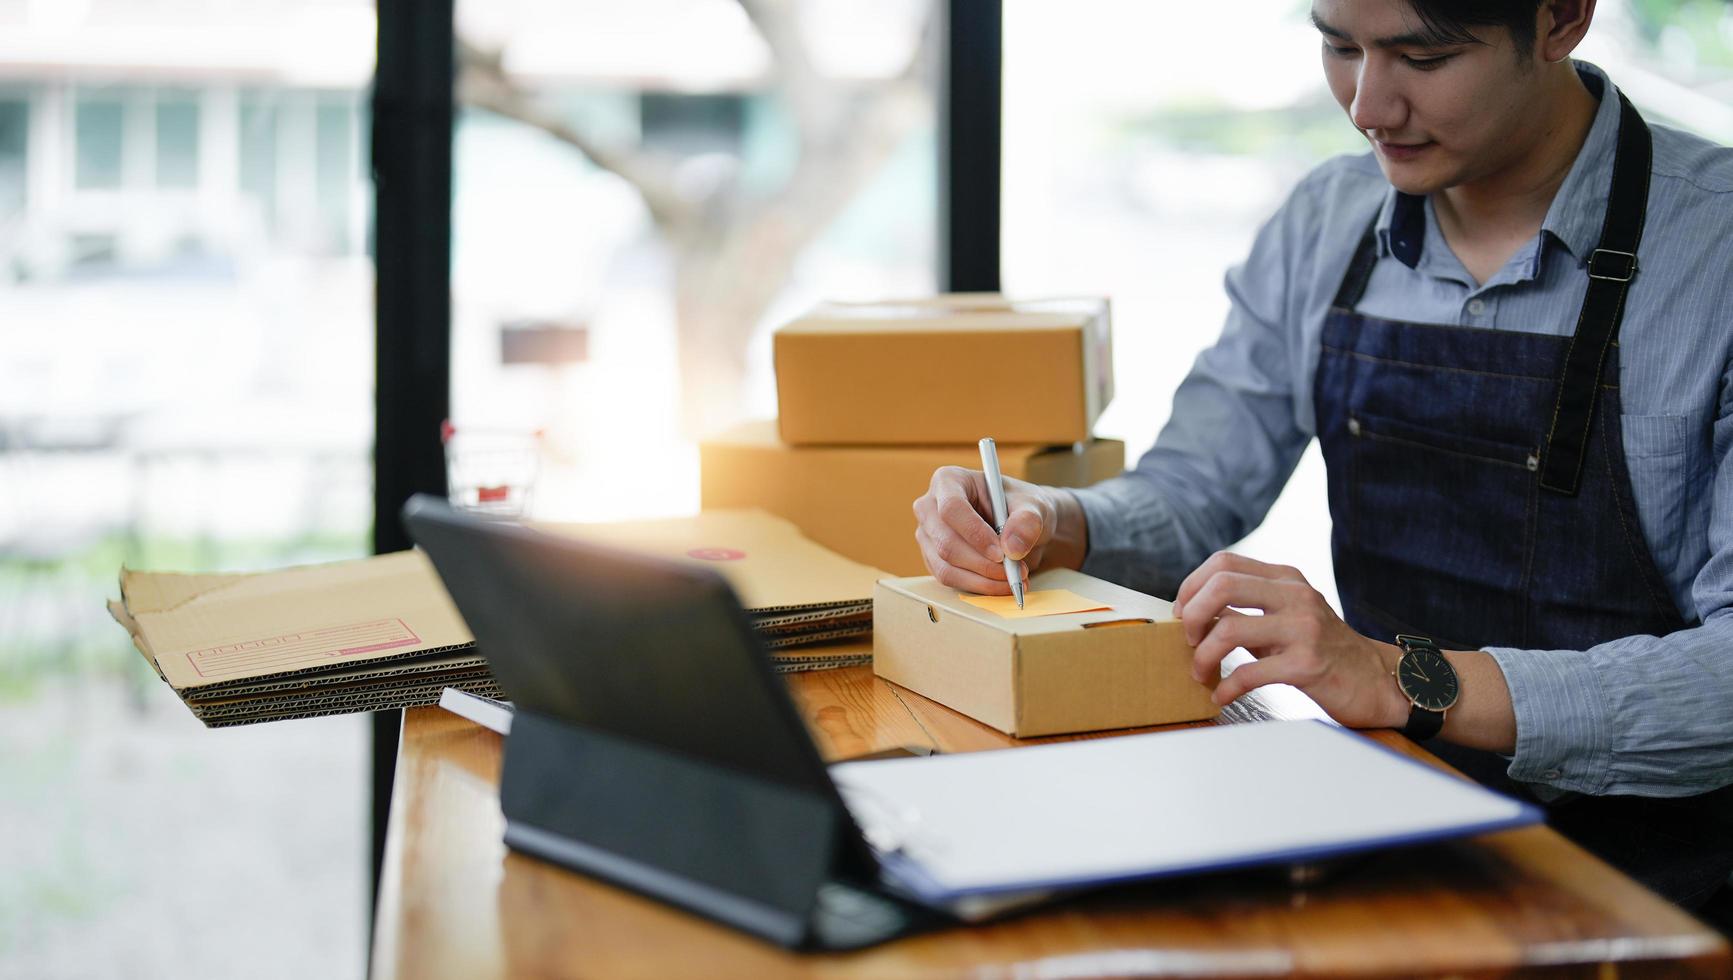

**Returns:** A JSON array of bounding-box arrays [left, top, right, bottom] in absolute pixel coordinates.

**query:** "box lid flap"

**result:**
[[878, 568, 1173, 635]]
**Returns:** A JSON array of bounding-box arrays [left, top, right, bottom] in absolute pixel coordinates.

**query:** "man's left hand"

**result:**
[[1173, 551, 1410, 729]]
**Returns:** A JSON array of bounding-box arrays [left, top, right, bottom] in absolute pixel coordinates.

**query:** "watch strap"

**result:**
[[1395, 634, 1449, 742], [1401, 701, 1446, 741]]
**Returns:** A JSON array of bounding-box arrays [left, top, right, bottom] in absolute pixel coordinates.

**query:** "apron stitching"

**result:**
[[1325, 307, 1548, 336], [1346, 408, 1359, 550], [1598, 393, 1681, 621], [1321, 346, 1558, 383], [1542, 324, 1584, 456], [1568, 289, 1630, 481], [1520, 463, 1539, 648], [1359, 429, 1534, 469]]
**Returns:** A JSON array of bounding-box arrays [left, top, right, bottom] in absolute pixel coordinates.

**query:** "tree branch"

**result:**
[[455, 38, 694, 229], [735, 0, 833, 134]]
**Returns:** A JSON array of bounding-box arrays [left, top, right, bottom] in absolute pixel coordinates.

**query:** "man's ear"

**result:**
[[1537, 0, 1596, 63]]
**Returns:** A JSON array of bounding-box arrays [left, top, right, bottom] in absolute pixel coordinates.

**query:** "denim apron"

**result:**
[[1313, 94, 1733, 907]]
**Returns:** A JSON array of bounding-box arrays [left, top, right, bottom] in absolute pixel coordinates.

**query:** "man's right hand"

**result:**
[[911, 466, 1088, 594]]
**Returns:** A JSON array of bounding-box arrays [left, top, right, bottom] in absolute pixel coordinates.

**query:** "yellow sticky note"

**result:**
[[957, 589, 1112, 619]]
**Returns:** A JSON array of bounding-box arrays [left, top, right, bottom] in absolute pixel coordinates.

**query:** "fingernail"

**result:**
[[1004, 535, 1028, 558], [1173, 600, 1184, 618], [985, 543, 1003, 562]]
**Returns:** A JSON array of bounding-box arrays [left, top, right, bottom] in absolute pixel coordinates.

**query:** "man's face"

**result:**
[[1314, 0, 1542, 195]]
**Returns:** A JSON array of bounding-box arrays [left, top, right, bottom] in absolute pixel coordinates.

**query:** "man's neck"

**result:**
[[1434, 66, 1600, 270]]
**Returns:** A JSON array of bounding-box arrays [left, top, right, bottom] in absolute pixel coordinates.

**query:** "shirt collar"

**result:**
[[1375, 61, 1623, 271]]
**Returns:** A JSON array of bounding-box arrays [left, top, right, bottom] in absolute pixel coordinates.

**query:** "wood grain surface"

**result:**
[[372, 667, 1731, 979]]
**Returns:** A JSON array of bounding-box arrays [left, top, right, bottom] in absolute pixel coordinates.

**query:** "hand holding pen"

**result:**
[[911, 451, 1088, 598]]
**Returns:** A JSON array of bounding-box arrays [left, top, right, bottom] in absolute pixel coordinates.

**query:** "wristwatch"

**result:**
[[1393, 634, 1459, 741]]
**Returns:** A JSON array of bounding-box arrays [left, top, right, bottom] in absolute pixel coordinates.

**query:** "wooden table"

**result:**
[[372, 667, 1731, 978]]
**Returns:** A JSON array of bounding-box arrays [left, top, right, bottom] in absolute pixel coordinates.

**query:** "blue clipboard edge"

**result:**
[[871, 719, 1547, 903]]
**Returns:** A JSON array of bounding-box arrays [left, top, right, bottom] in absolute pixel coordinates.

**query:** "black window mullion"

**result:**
[[368, 0, 453, 959], [939, 0, 1002, 293]]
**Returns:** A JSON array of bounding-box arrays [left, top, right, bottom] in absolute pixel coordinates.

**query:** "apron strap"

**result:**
[[1539, 94, 1653, 495], [1331, 215, 1382, 311]]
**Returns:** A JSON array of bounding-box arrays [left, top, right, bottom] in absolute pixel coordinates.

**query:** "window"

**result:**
[[2, 5, 376, 978], [239, 91, 279, 232], [74, 92, 125, 190], [0, 96, 25, 221], [639, 92, 747, 154], [315, 96, 357, 254], [154, 90, 200, 189]]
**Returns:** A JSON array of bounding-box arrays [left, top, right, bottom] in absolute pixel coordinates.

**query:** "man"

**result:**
[[914, 0, 1733, 908]]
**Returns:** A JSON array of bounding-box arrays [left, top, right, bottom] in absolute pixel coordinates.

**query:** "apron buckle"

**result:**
[[1588, 248, 1639, 282]]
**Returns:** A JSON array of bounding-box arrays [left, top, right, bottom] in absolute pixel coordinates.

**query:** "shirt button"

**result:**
[[1467, 298, 1487, 316], [1543, 769, 1561, 781]]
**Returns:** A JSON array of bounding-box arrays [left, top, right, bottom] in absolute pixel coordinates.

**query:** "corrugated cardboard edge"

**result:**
[[192, 670, 500, 720], [199, 678, 506, 729]]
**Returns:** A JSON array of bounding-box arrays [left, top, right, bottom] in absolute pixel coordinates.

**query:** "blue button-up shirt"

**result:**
[[1073, 63, 1733, 798]]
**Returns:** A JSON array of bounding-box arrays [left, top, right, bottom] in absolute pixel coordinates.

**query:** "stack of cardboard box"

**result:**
[[701, 294, 1126, 576]]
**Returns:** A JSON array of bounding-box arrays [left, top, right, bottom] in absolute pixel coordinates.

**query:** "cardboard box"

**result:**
[[773, 294, 1113, 445], [700, 420, 1125, 576], [873, 568, 1218, 737]]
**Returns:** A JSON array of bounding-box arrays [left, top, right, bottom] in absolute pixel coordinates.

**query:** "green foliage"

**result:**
[[1116, 96, 1364, 159], [0, 530, 367, 699], [1628, 0, 1733, 51], [1626, 0, 1733, 69]]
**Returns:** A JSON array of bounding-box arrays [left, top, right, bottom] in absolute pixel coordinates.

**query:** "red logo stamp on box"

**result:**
[[687, 547, 746, 561], [188, 618, 422, 678]]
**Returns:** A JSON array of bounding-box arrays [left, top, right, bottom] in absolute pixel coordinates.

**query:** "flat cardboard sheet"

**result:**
[[958, 589, 1111, 619], [123, 551, 477, 694], [113, 512, 883, 727], [537, 509, 886, 612]]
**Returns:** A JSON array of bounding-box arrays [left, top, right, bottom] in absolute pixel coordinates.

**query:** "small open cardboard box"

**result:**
[[873, 568, 1219, 737]]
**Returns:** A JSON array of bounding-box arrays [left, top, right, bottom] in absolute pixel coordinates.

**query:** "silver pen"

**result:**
[[977, 437, 1025, 609]]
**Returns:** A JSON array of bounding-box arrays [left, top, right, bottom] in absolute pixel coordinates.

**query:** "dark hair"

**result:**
[[1405, 1, 1546, 59]]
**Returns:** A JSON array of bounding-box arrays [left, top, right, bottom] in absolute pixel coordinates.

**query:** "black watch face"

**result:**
[[1397, 648, 1458, 711]]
